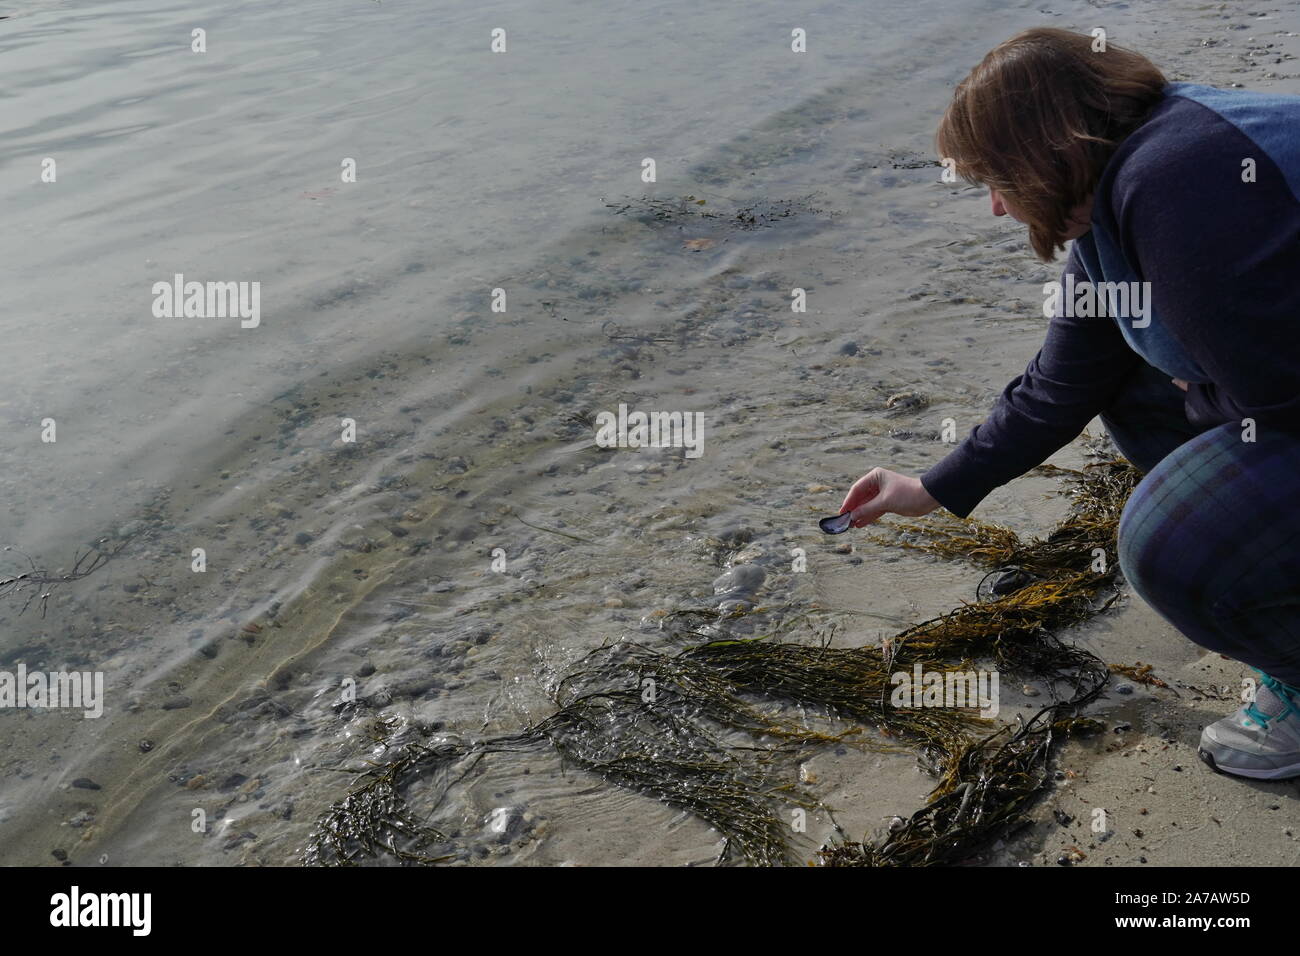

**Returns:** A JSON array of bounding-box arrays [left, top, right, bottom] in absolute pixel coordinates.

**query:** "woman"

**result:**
[[839, 28, 1300, 780]]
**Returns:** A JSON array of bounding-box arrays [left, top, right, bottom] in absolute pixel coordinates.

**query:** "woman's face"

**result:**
[[989, 188, 1093, 239], [988, 188, 1024, 221]]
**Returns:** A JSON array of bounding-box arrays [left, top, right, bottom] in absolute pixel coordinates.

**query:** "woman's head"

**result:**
[[937, 28, 1166, 260]]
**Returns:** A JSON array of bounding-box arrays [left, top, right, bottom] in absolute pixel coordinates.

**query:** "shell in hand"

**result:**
[[818, 512, 853, 535]]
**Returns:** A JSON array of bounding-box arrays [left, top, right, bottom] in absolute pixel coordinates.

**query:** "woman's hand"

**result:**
[[839, 468, 942, 528], [1171, 378, 1189, 391]]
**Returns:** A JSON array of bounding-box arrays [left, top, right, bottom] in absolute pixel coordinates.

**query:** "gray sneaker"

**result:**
[[1199, 672, 1300, 780]]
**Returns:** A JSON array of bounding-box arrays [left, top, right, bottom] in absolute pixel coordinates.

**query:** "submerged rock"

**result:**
[[712, 564, 765, 599], [714, 523, 754, 547], [884, 390, 928, 412]]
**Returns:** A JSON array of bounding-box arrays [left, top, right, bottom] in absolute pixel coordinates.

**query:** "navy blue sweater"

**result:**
[[920, 83, 1300, 518]]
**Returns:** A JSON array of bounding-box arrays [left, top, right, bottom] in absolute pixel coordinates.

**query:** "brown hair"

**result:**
[[937, 28, 1167, 260]]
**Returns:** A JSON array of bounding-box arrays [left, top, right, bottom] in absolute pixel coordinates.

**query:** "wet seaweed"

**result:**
[[0, 538, 129, 617], [602, 193, 830, 232], [304, 458, 1141, 867], [306, 654, 825, 867], [1111, 660, 1172, 690], [817, 460, 1137, 865]]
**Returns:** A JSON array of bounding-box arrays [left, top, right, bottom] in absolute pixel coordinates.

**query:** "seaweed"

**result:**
[[304, 458, 1141, 867], [1111, 661, 1171, 689], [601, 193, 830, 233], [0, 538, 128, 617]]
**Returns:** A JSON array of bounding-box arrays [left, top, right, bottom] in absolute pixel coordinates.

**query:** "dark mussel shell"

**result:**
[[818, 512, 853, 535]]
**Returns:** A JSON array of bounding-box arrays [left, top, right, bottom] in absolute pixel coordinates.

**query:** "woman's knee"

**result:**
[[1117, 491, 1165, 601], [1117, 424, 1275, 618], [1116, 479, 1201, 612]]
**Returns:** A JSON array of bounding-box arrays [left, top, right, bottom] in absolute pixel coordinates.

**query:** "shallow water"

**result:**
[[0, 0, 1208, 865]]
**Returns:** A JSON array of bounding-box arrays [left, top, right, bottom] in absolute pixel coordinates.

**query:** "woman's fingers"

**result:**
[[842, 469, 894, 528], [1171, 378, 1189, 391], [849, 493, 893, 528], [837, 469, 941, 528], [840, 468, 883, 515]]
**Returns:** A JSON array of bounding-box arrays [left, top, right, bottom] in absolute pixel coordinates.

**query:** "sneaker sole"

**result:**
[[1198, 746, 1300, 780]]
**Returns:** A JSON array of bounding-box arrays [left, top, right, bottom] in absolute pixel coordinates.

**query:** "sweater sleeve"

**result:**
[[1113, 140, 1300, 431], [919, 246, 1142, 518]]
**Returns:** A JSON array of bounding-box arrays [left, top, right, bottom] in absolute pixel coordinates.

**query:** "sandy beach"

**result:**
[[2, 0, 1299, 868]]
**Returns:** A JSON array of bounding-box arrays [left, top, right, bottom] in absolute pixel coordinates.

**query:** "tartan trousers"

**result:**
[[1104, 361, 1300, 686]]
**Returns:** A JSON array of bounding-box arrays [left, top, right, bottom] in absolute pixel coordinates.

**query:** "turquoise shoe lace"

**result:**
[[1243, 671, 1300, 729]]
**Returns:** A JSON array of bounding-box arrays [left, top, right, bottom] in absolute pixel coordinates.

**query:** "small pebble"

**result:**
[[885, 390, 927, 410], [219, 774, 249, 793]]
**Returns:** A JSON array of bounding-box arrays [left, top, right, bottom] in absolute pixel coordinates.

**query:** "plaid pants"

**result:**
[[1105, 361, 1300, 686]]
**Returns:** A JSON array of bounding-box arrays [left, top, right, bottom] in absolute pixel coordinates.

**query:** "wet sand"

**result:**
[[3, 0, 1299, 867]]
